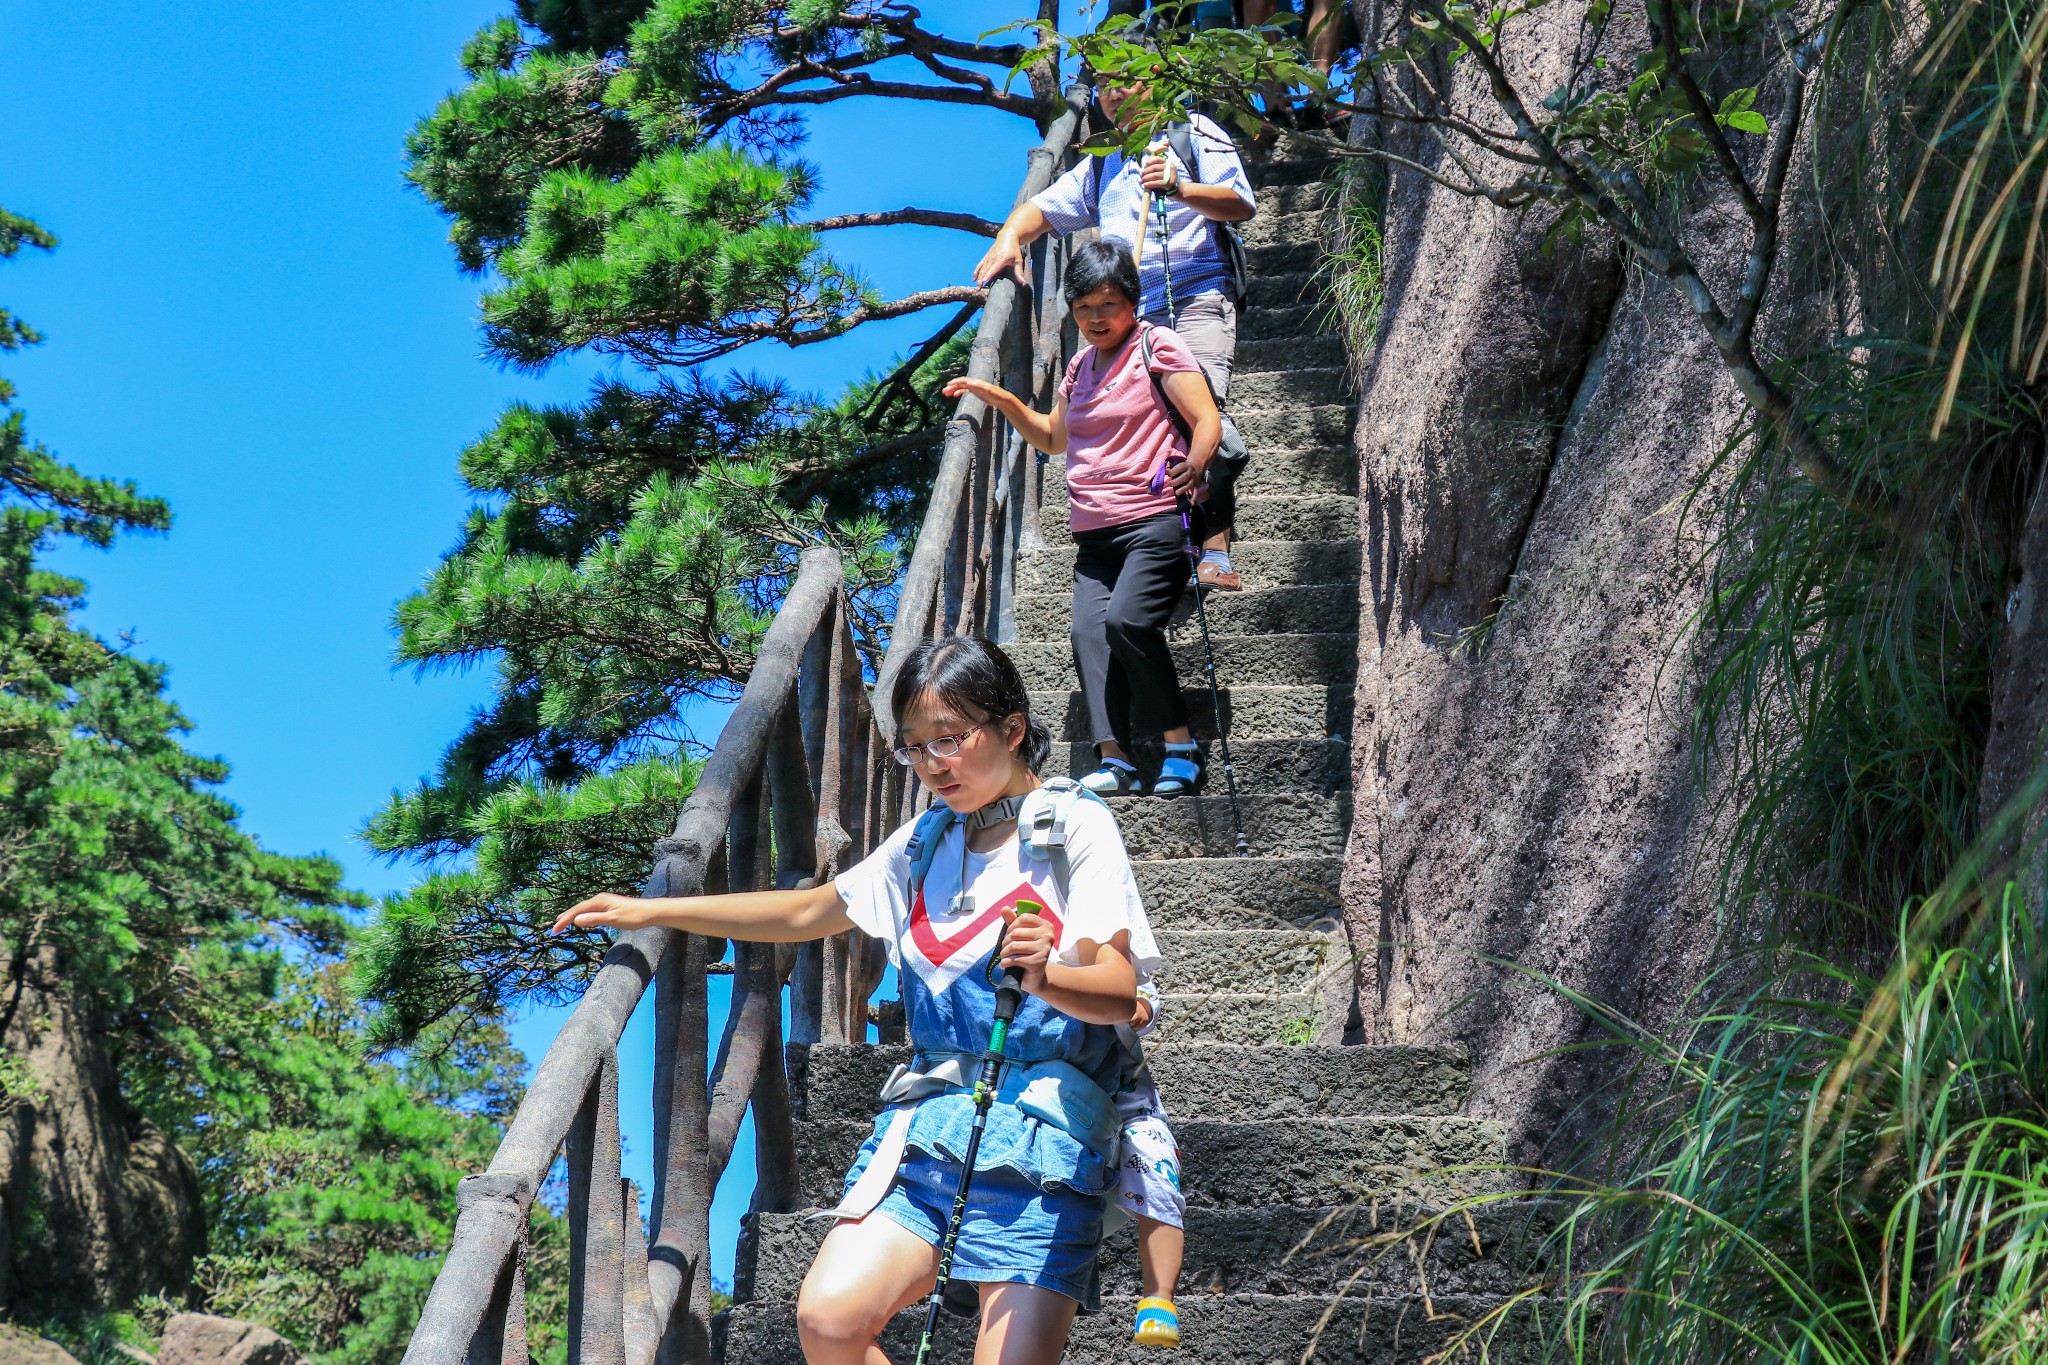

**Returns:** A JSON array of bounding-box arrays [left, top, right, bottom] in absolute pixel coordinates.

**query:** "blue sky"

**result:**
[[3, 0, 1044, 1287]]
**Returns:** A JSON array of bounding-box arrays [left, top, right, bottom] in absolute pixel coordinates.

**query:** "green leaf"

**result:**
[[1724, 110, 1769, 134]]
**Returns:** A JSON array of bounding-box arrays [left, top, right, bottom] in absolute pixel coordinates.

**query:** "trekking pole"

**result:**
[[909, 900, 1040, 1364], [1151, 176, 1178, 328], [1176, 491, 1250, 858]]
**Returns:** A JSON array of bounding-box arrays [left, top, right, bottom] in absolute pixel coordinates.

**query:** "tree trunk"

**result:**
[[0, 950, 204, 1318]]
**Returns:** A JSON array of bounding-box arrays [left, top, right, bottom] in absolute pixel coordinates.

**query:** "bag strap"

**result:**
[[1141, 323, 1218, 447], [1167, 119, 1251, 304], [1019, 776, 1108, 901], [905, 805, 960, 901], [1166, 123, 1200, 183]]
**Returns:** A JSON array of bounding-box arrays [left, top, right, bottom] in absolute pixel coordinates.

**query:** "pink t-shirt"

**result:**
[[1059, 323, 1203, 532]]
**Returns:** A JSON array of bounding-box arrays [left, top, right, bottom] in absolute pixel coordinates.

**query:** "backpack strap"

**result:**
[[1018, 775, 1108, 901], [904, 804, 960, 902], [1165, 119, 1251, 304], [1165, 123, 1200, 183], [1140, 323, 1220, 447]]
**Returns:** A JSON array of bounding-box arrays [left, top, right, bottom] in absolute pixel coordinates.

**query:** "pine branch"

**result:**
[[719, 65, 1040, 124], [616, 286, 988, 368], [858, 301, 982, 425], [801, 208, 1001, 237]]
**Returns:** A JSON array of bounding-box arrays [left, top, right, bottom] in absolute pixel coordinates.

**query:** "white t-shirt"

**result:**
[[835, 797, 1162, 1005]]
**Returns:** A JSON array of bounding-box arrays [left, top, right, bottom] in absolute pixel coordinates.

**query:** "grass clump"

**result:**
[[1316, 160, 1386, 375]]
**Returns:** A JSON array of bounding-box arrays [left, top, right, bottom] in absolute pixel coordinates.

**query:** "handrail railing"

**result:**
[[401, 82, 1086, 1365]]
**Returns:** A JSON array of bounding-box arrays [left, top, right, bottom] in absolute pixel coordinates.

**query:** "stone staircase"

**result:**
[[725, 148, 1530, 1362]]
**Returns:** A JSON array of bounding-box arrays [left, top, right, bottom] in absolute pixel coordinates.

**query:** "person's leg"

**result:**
[[1137, 1217, 1186, 1300], [1123, 1112, 1189, 1344], [1158, 295, 1245, 581], [1306, 0, 1342, 71], [1101, 514, 1196, 749], [1070, 526, 1144, 781], [1162, 294, 1236, 404], [798, 1215, 944, 1364], [972, 1283, 1081, 1365]]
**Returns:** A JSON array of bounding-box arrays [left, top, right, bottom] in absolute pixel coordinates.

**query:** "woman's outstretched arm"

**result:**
[[941, 377, 1067, 455], [552, 881, 855, 942]]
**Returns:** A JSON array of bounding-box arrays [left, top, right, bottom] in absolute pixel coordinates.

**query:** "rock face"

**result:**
[[0, 951, 206, 1317], [1339, 2, 1749, 1163], [158, 1317, 305, 1365], [0, 1326, 84, 1365]]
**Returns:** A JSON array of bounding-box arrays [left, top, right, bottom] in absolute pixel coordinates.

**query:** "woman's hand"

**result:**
[[551, 892, 654, 935], [1166, 448, 1213, 495], [999, 908, 1058, 996], [942, 376, 1010, 410]]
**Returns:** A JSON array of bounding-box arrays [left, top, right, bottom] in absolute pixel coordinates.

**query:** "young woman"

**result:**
[[552, 636, 1160, 1364], [943, 241, 1224, 798]]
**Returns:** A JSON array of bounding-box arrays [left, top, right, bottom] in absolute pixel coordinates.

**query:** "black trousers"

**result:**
[[1071, 512, 1193, 753], [1197, 451, 1243, 542]]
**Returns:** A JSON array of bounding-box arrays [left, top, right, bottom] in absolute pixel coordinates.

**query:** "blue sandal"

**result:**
[[1153, 745, 1203, 797]]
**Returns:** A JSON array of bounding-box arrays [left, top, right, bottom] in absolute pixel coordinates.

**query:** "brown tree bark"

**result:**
[[0, 950, 204, 1318]]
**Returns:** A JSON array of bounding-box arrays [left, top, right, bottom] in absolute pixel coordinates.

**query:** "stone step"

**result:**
[[1248, 268, 1322, 311], [1249, 146, 1338, 185], [793, 1115, 1509, 1209], [724, 1293, 1532, 1364], [1240, 210, 1332, 254], [1018, 582, 1359, 642], [1251, 180, 1333, 221], [1233, 446, 1357, 497], [1035, 492, 1355, 546], [1240, 300, 1330, 341], [750, 1201, 1538, 1301], [1236, 202, 1335, 250], [1029, 685, 1350, 743], [786, 1043, 1472, 1125], [1230, 404, 1353, 450], [1107, 792, 1350, 861], [1236, 211, 1335, 257], [1153, 928, 1334, 995], [1230, 366, 1352, 411], [1246, 238, 1322, 276], [1235, 332, 1348, 375], [1009, 633, 1358, 693], [1132, 855, 1345, 928], [1051, 738, 1349, 796], [1148, 992, 1335, 1045]]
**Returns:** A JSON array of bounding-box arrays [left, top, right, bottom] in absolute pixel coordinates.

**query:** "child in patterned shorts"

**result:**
[[1118, 980, 1187, 1347]]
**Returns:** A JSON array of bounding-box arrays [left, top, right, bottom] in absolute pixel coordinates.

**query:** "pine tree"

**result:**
[[0, 210, 540, 1365], [356, 1, 1053, 1040]]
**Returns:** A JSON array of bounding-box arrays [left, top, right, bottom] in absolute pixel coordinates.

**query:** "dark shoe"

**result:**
[[1080, 762, 1144, 796]]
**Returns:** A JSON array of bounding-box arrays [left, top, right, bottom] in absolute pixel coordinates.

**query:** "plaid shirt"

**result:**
[[1030, 113, 1256, 318]]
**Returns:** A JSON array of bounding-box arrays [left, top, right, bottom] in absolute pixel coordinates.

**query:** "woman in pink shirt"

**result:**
[[945, 242, 1223, 796]]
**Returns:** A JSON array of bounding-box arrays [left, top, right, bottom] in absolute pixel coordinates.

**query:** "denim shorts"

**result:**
[[860, 1145, 1106, 1305]]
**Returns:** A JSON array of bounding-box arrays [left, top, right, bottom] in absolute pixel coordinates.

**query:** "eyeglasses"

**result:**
[[892, 725, 983, 768]]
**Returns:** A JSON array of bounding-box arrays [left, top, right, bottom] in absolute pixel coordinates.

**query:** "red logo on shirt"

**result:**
[[909, 881, 1066, 967]]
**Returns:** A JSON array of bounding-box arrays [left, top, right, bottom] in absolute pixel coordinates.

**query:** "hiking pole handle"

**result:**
[[994, 898, 1044, 1023]]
